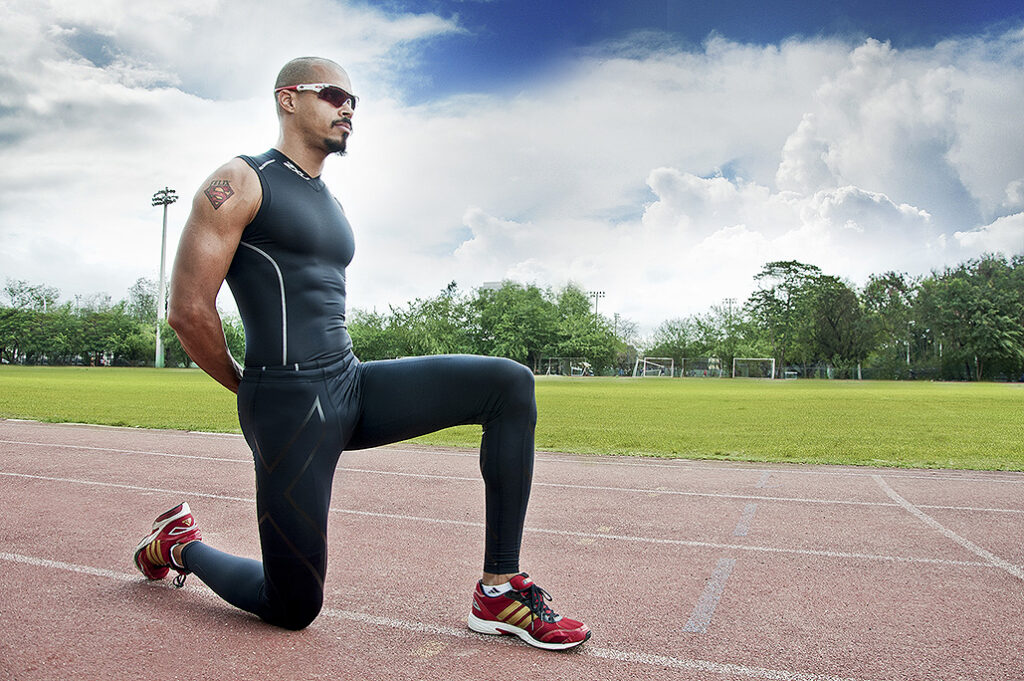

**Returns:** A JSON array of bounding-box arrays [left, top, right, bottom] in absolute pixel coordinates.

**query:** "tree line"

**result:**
[[347, 281, 630, 374], [0, 278, 245, 368], [644, 255, 1024, 380], [2, 253, 1021, 380]]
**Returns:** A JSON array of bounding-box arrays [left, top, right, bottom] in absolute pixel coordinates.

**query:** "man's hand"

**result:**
[[167, 158, 261, 393]]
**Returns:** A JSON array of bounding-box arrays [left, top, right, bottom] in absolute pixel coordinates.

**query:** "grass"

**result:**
[[0, 367, 240, 432], [1, 366, 1021, 470]]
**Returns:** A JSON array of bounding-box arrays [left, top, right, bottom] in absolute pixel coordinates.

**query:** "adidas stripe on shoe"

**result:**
[[133, 502, 202, 587], [468, 573, 591, 651]]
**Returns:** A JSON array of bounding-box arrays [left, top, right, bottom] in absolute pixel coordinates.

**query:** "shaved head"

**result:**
[[275, 57, 345, 90], [273, 56, 354, 156]]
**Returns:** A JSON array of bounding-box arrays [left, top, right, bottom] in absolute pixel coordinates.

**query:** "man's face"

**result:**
[[291, 66, 355, 155]]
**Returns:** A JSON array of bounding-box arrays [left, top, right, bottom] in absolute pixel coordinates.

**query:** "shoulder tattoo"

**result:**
[[204, 180, 235, 210]]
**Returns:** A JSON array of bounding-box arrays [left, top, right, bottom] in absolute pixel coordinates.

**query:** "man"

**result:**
[[132, 56, 590, 651]]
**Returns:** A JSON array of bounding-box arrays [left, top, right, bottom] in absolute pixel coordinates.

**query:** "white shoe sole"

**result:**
[[467, 613, 589, 651]]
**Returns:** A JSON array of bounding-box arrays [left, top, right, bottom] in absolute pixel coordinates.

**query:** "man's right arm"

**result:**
[[167, 158, 261, 393]]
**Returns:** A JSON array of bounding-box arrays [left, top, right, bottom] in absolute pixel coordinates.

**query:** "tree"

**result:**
[[0, 307, 31, 363], [806, 276, 874, 374], [221, 313, 246, 362], [3, 279, 60, 312], [746, 261, 822, 376], [863, 271, 919, 377], [127, 277, 159, 326], [645, 317, 698, 368], [401, 282, 475, 356], [916, 255, 1024, 380], [611, 314, 640, 376], [161, 319, 192, 367], [78, 303, 142, 365], [471, 282, 558, 368], [552, 284, 618, 372], [39, 304, 84, 365], [693, 301, 769, 371], [348, 308, 397, 360]]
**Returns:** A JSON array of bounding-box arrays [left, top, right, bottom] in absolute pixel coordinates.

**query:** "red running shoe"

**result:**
[[133, 502, 202, 587], [468, 573, 591, 650]]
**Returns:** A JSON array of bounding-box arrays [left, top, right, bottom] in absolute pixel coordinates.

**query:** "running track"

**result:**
[[1, 419, 1022, 681]]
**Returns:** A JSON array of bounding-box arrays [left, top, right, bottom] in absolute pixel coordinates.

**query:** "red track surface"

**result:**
[[1, 418, 1022, 680]]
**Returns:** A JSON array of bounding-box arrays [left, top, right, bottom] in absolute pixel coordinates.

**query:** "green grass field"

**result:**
[[1, 366, 1021, 470]]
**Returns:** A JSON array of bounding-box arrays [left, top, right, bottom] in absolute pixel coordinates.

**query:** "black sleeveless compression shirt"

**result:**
[[227, 149, 355, 367]]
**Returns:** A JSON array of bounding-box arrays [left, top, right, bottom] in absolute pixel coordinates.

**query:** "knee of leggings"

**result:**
[[266, 597, 323, 631], [496, 358, 536, 417]]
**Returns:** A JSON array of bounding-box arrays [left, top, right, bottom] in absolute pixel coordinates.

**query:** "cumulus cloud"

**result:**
[[0, 0, 456, 305], [954, 212, 1024, 254], [344, 30, 1022, 327]]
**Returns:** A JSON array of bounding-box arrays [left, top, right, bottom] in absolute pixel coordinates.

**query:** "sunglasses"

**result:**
[[275, 83, 358, 110]]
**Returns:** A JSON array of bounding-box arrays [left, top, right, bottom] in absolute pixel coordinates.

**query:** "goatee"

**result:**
[[325, 137, 347, 156]]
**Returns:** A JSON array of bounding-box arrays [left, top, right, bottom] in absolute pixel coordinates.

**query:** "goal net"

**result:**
[[539, 357, 590, 376], [681, 357, 724, 378], [732, 357, 776, 378], [633, 356, 675, 377]]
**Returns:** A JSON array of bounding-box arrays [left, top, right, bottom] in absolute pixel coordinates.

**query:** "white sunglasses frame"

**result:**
[[274, 83, 358, 109]]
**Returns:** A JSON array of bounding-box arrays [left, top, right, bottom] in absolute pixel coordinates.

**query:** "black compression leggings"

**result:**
[[180, 353, 536, 630]]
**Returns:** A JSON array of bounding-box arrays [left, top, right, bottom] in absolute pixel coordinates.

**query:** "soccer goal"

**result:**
[[732, 357, 776, 379], [539, 357, 590, 376], [681, 357, 724, 378], [633, 356, 675, 377]]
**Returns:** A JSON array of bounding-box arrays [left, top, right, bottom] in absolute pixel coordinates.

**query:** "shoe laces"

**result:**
[[172, 572, 189, 589], [517, 580, 559, 624]]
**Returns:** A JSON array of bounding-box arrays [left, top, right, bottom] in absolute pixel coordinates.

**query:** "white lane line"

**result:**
[[339, 466, 910, 508], [916, 504, 1024, 515], [0, 439, 249, 463], [734, 504, 759, 537], [683, 558, 736, 633], [377, 447, 1024, 483], [583, 646, 875, 681], [0, 551, 882, 681], [0, 472, 256, 504], [4, 440, 1022, 515], [0, 471, 996, 569], [872, 475, 1024, 582], [1, 552, 138, 582], [4, 421, 1024, 484]]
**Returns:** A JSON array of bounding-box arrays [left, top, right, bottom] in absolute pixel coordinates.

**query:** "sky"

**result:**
[[1, 0, 1023, 332]]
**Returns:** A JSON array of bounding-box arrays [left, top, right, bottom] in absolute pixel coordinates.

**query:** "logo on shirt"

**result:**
[[283, 161, 311, 181]]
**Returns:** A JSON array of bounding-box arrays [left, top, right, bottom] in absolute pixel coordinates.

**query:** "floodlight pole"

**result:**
[[588, 290, 605, 318], [151, 187, 179, 368], [723, 297, 736, 325]]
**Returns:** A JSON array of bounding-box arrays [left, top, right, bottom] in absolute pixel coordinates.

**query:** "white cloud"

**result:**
[[0, 0, 456, 304], [776, 113, 833, 195], [954, 212, 1024, 254]]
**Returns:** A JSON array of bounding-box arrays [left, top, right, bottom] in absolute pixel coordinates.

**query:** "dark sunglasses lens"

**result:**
[[319, 87, 355, 109]]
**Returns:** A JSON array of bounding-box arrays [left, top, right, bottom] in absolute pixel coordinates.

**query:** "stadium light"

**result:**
[[588, 290, 605, 317], [151, 187, 179, 368], [723, 297, 736, 330]]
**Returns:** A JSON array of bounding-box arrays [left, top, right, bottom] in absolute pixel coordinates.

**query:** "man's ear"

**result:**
[[277, 90, 296, 114]]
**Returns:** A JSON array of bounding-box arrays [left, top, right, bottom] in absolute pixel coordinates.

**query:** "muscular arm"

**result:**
[[167, 159, 261, 393]]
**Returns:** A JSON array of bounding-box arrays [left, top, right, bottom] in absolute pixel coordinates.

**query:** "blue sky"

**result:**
[[385, 0, 1024, 100]]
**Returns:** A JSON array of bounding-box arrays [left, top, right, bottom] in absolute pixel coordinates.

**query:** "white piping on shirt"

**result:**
[[239, 241, 287, 365]]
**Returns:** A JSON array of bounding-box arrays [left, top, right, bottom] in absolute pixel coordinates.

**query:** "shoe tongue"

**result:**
[[510, 574, 533, 591]]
